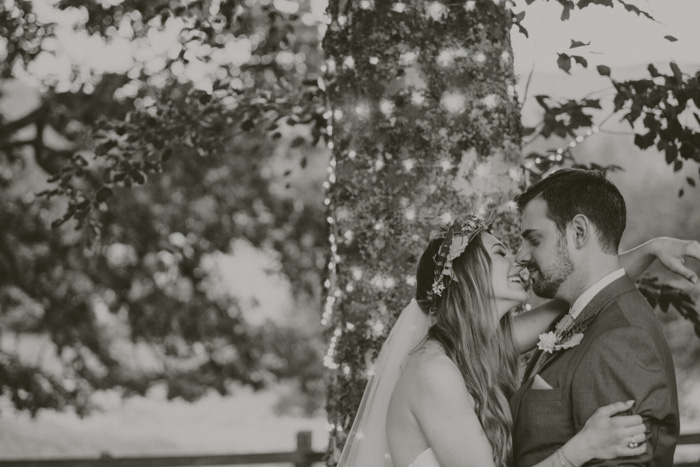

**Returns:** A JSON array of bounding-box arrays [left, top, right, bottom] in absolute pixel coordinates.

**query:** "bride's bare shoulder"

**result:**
[[403, 342, 475, 407]]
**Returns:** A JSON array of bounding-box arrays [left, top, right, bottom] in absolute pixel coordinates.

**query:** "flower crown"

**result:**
[[428, 212, 493, 309]]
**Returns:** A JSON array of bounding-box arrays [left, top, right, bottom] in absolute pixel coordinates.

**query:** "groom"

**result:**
[[510, 169, 680, 466]]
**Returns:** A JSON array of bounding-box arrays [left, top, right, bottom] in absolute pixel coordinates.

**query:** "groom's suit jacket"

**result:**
[[510, 275, 679, 467]]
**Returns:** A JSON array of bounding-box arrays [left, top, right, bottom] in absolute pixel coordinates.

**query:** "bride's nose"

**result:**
[[518, 267, 531, 282]]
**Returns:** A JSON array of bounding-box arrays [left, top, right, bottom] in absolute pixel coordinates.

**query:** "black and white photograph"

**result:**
[[1, 0, 700, 466]]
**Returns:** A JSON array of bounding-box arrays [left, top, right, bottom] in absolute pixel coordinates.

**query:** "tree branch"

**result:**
[[0, 104, 46, 140]]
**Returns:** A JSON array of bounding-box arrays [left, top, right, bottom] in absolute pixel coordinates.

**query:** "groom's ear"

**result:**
[[569, 214, 590, 249]]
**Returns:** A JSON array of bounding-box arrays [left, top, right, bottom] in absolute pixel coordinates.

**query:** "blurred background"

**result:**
[[0, 0, 699, 463]]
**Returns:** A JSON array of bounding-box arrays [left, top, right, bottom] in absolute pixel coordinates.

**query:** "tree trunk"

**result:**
[[322, 0, 523, 461]]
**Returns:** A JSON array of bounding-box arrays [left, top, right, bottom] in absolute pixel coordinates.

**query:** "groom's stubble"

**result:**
[[531, 233, 575, 299]]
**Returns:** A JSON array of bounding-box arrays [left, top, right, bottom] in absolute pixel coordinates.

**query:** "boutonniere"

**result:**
[[537, 331, 584, 354]]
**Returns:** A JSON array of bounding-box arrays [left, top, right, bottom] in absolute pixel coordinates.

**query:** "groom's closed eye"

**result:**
[[522, 231, 541, 246]]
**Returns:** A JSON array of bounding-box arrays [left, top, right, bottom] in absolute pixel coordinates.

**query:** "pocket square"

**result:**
[[532, 374, 554, 390]]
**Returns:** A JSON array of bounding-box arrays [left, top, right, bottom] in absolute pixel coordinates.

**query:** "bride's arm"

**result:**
[[530, 401, 646, 467], [412, 357, 497, 467], [512, 237, 700, 353]]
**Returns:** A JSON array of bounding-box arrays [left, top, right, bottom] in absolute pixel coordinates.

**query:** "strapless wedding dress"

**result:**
[[407, 448, 440, 467]]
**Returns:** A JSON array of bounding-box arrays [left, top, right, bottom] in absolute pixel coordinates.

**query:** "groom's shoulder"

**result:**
[[591, 288, 666, 346], [607, 286, 662, 328]]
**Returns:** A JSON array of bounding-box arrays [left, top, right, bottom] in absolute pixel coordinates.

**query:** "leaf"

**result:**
[[674, 160, 683, 172], [572, 55, 588, 68], [665, 35, 678, 42], [597, 65, 611, 76], [132, 170, 146, 184], [679, 188, 684, 197], [670, 61, 683, 83], [290, 136, 307, 148], [535, 95, 551, 110], [515, 22, 529, 38], [681, 143, 696, 160], [95, 186, 114, 203], [582, 98, 601, 108], [570, 39, 590, 49], [618, 0, 654, 20], [665, 146, 678, 164], [557, 53, 572, 73], [687, 178, 696, 187], [300, 157, 307, 168], [648, 64, 661, 78], [634, 132, 655, 150], [560, 5, 571, 21], [668, 118, 683, 139], [578, 0, 613, 7]]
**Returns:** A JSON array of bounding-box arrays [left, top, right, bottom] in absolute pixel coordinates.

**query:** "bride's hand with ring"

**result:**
[[559, 400, 647, 466]]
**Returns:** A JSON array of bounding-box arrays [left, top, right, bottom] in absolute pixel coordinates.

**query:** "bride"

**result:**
[[337, 214, 698, 467]]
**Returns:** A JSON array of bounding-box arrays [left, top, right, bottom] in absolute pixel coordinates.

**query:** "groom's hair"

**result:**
[[514, 168, 626, 255]]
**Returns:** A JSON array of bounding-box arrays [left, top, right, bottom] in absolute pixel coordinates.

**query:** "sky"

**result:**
[[511, 0, 700, 75]]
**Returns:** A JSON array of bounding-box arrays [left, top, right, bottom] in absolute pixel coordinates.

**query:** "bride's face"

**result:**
[[480, 232, 530, 318]]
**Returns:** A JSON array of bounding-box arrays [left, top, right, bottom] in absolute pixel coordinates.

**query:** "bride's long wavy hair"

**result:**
[[416, 233, 519, 467]]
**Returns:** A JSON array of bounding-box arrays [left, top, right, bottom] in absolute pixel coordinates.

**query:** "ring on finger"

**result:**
[[627, 436, 641, 449]]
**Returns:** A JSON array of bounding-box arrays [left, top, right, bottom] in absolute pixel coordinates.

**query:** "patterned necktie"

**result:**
[[529, 311, 575, 379], [554, 311, 575, 335]]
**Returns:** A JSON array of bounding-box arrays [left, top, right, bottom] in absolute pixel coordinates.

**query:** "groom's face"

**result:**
[[516, 198, 575, 299]]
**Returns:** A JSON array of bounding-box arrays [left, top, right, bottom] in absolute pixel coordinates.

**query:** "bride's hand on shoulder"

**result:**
[[563, 400, 647, 465], [649, 237, 700, 285]]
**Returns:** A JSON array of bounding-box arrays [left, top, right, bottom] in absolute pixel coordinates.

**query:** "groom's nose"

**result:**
[[515, 244, 531, 265]]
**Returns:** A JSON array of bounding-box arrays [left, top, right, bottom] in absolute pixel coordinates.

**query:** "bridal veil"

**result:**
[[337, 299, 431, 467]]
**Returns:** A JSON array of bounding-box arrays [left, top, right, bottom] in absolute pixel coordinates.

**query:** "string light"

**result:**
[[320, 78, 605, 370], [527, 124, 601, 173], [321, 96, 341, 343]]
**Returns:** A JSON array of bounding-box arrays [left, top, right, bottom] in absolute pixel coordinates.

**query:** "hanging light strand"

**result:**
[[525, 111, 615, 172], [321, 90, 342, 369]]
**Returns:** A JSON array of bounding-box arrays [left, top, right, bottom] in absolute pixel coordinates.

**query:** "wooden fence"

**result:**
[[0, 431, 698, 467]]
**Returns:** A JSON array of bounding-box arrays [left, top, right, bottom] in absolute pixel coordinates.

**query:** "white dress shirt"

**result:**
[[568, 268, 626, 320]]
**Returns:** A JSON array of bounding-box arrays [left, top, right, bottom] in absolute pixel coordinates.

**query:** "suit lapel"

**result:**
[[512, 317, 559, 423], [513, 274, 637, 426], [522, 318, 559, 382], [535, 275, 636, 374]]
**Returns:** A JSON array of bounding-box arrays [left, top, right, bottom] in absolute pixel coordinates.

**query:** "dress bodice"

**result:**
[[406, 448, 440, 467]]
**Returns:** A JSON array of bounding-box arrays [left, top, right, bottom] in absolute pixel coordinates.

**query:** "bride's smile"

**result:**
[[480, 232, 530, 318]]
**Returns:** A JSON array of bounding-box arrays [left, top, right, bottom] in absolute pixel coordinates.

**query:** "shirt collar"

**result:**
[[569, 268, 626, 319]]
